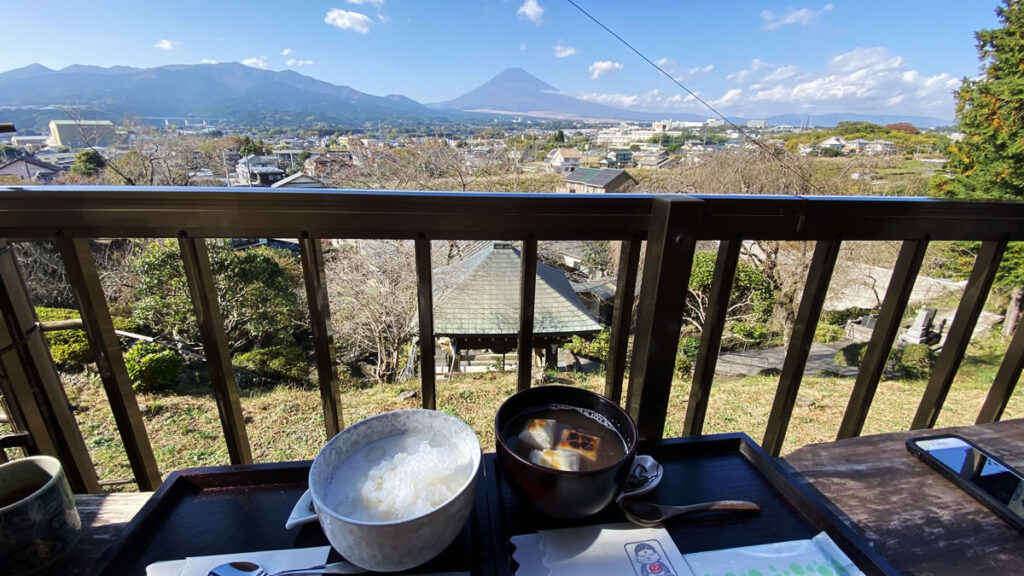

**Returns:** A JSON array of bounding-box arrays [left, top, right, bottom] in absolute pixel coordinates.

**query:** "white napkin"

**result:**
[[145, 545, 330, 576], [682, 532, 864, 576], [511, 523, 691, 576]]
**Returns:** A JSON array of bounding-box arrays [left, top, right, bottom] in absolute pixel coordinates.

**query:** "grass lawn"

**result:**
[[60, 333, 1024, 491]]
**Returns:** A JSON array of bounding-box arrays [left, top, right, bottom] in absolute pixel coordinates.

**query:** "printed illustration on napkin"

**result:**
[[626, 539, 679, 576]]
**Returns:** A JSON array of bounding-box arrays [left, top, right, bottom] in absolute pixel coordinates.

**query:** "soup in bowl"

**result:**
[[288, 409, 481, 572], [495, 385, 638, 518]]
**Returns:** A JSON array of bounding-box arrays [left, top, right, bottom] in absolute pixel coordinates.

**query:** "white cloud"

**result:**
[[575, 45, 958, 119], [200, 58, 218, 64], [282, 48, 294, 56], [711, 89, 743, 108], [325, 9, 373, 34], [763, 65, 798, 82], [727, 59, 769, 83], [242, 56, 268, 69], [286, 58, 314, 67], [347, 0, 384, 6], [761, 3, 834, 31], [377, 12, 391, 23], [655, 57, 676, 70], [517, 0, 543, 24], [520, 43, 528, 51], [687, 64, 714, 75], [588, 60, 623, 79], [748, 47, 959, 117], [154, 39, 175, 51], [553, 44, 577, 58]]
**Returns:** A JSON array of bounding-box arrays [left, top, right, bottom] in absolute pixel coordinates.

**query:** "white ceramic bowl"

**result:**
[[290, 409, 481, 572]]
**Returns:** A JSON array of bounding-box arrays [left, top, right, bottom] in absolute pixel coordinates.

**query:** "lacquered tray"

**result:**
[[92, 460, 493, 575], [486, 433, 898, 576]]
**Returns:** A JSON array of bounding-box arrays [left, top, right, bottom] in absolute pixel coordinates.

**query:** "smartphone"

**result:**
[[906, 434, 1024, 532]]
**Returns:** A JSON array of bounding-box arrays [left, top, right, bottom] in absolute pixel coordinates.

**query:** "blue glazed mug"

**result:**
[[0, 456, 82, 576]]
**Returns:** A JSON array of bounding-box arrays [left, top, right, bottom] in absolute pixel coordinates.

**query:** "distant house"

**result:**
[[0, 157, 62, 183], [48, 120, 116, 148], [271, 172, 325, 188], [865, 140, 897, 156], [600, 149, 633, 168], [236, 155, 285, 186], [634, 148, 669, 168], [818, 136, 846, 150], [558, 168, 637, 194], [546, 147, 581, 174]]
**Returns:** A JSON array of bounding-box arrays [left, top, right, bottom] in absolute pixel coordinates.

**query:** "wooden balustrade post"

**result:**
[[763, 239, 841, 456], [178, 236, 252, 465], [414, 236, 436, 410], [604, 236, 641, 405], [299, 237, 344, 437], [517, 235, 538, 392], [626, 197, 703, 441], [684, 239, 741, 436], [838, 239, 928, 439], [58, 237, 162, 490], [913, 240, 1007, 430], [0, 240, 100, 493]]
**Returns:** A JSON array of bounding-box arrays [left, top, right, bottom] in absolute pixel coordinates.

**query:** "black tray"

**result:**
[[486, 433, 898, 575], [93, 460, 493, 575]]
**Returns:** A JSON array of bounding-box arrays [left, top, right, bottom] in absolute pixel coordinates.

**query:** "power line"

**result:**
[[564, 0, 825, 194]]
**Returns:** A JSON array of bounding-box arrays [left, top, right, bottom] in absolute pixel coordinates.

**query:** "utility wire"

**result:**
[[564, 0, 825, 195]]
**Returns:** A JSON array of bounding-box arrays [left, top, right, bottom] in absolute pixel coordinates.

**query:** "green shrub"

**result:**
[[729, 321, 778, 347], [37, 307, 139, 371], [834, 342, 868, 367], [824, 307, 876, 327], [814, 324, 845, 344], [895, 344, 936, 379], [564, 329, 611, 362], [675, 337, 700, 378], [124, 342, 183, 392], [233, 344, 309, 384]]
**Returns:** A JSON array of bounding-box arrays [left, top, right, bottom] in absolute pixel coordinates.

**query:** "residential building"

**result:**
[[10, 135, 49, 151], [236, 155, 285, 186], [634, 148, 669, 168], [272, 172, 325, 189], [600, 149, 633, 168], [558, 168, 637, 194], [48, 120, 116, 148], [0, 157, 62, 183], [546, 147, 581, 174], [818, 136, 847, 150]]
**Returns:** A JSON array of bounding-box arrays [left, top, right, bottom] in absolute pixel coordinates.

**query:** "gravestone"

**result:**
[[899, 308, 936, 345]]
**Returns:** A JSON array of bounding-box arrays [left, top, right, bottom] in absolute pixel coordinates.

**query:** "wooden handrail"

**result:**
[[0, 188, 1023, 489]]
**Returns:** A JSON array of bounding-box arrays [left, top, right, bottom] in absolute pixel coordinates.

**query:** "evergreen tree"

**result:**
[[938, 1, 1024, 334], [70, 149, 105, 176], [940, 0, 1024, 200]]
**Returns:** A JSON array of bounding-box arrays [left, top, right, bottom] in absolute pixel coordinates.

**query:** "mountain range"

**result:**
[[0, 63, 950, 131]]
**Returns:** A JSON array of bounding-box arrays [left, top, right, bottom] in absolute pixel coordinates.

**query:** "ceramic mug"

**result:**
[[0, 455, 82, 576]]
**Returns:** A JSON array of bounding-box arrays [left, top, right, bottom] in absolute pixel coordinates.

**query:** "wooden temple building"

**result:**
[[433, 241, 602, 372]]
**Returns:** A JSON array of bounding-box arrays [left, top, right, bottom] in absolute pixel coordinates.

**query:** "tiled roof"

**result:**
[[433, 242, 602, 337], [563, 167, 634, 188]]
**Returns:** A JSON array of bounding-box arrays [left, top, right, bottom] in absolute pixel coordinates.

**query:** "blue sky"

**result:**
[[0, 1, 1004, 120]]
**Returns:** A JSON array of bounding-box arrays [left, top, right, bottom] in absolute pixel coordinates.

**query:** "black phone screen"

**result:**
[[909, 436, 1024, 528]]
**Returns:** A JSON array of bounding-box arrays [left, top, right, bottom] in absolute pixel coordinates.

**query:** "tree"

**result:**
[[325, 241, 417, 382], [684, 251, 774, 333], [238, 136, 270, 157], [935, 0, 1024, 334], [132, 240, 306, 353], [940, 0, 1024, 200], [70, 149, 105, 176]]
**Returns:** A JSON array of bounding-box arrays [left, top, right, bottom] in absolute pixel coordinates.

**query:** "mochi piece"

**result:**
[[528, 449, 581, 472], [517, 418, 558, 451], [557, 429, 601, 462]]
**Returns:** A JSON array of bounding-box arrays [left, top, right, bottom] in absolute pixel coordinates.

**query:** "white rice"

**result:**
[[331, 433, 470, 522]]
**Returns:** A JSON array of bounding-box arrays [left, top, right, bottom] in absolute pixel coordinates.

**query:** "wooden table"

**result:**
[[64, 421, 1024, 575], [784, 418, 1024, 575], [67, 492, 152, 576]]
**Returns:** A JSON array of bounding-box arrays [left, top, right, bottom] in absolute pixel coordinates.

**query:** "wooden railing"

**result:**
[[1, 187, 1024, 493]]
